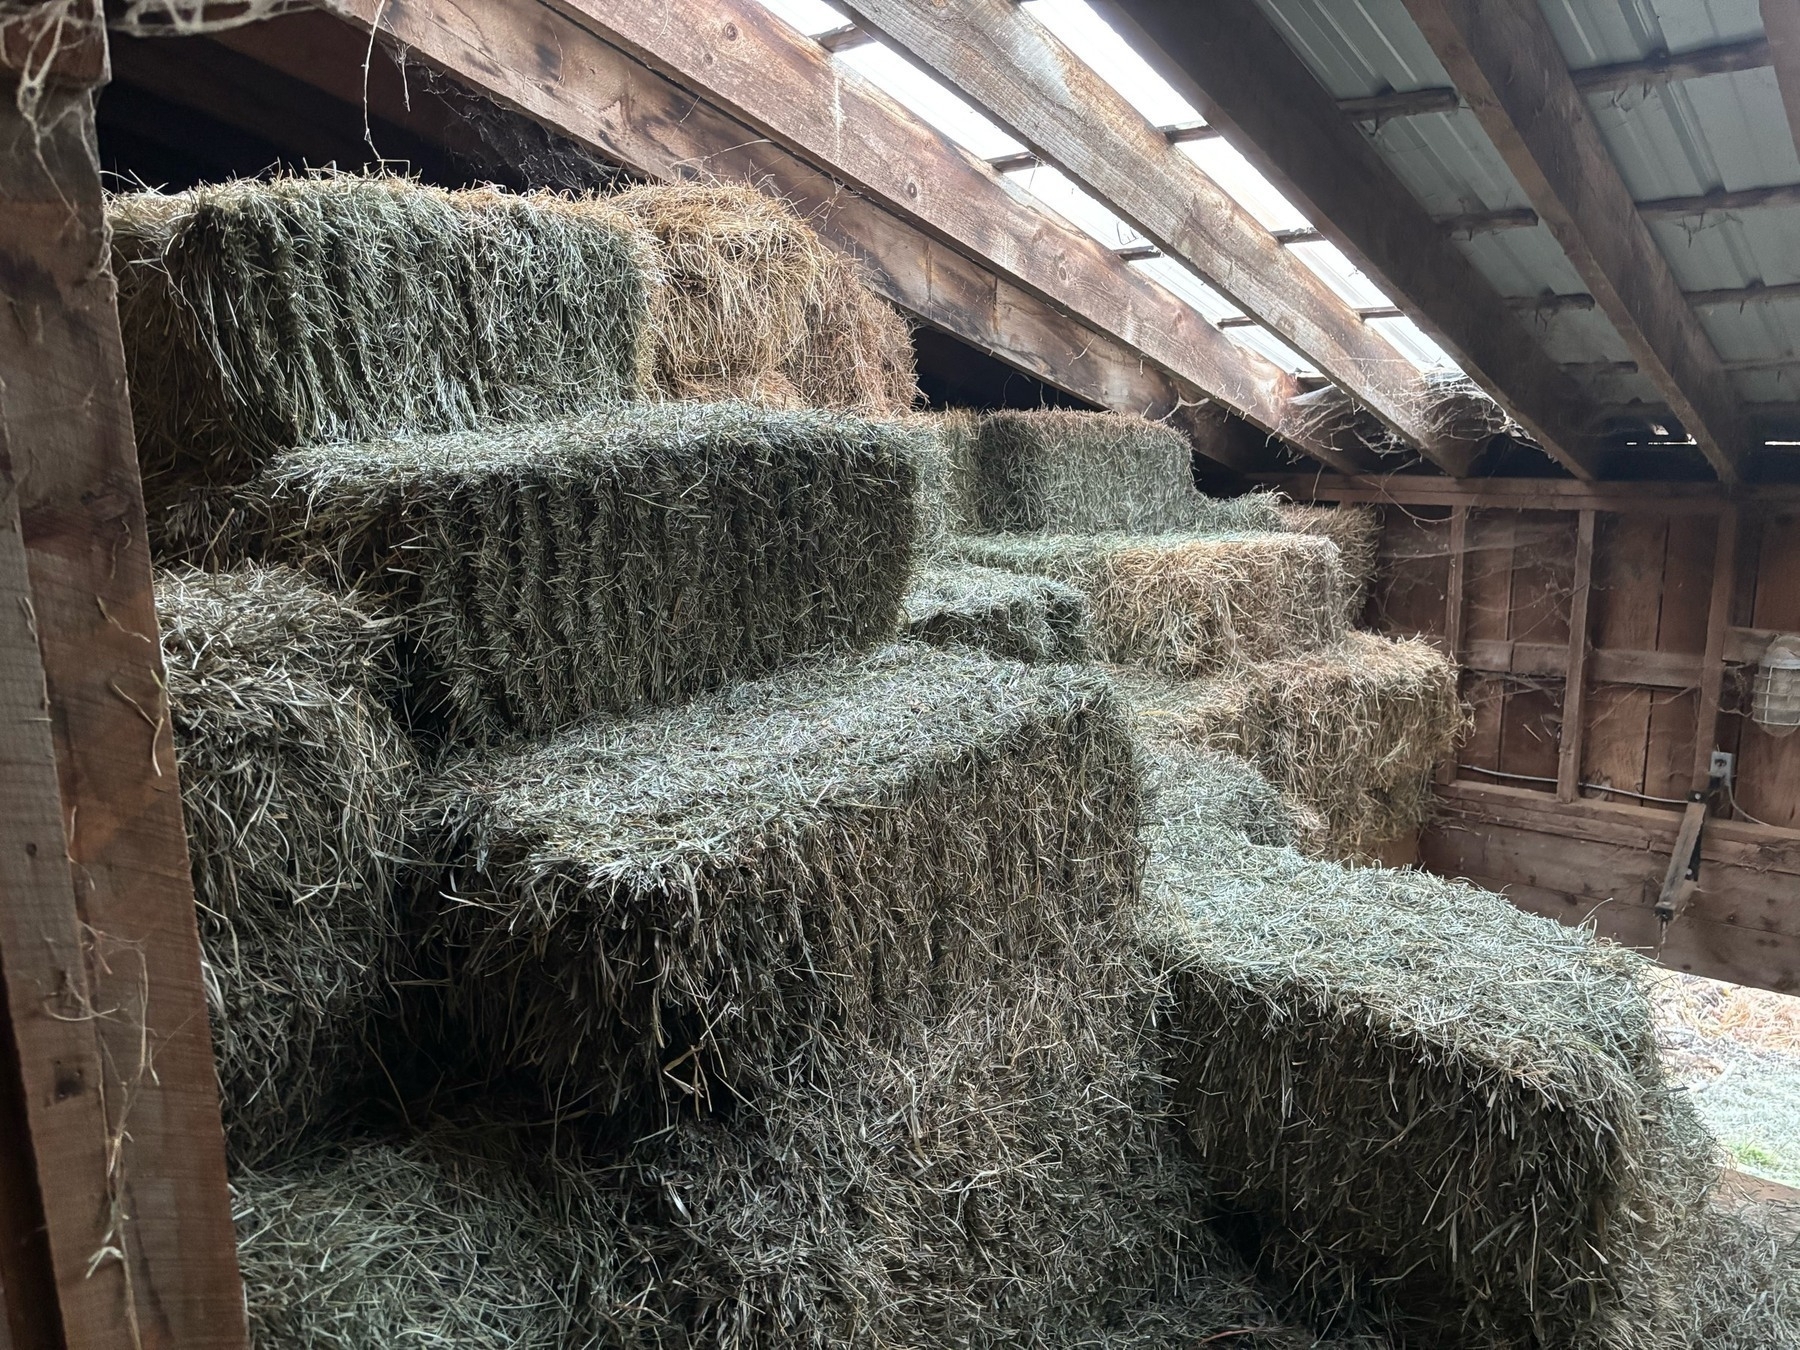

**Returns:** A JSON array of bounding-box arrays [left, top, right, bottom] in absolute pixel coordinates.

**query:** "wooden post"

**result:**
[[1436, 505, 1469, 786], [1556, 509, 1596, 801], [0, 10, 247, 1347]]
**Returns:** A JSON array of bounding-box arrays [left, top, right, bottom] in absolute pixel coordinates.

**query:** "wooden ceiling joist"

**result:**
[[1399, 0, 1746, 484], [1095, 0, 1605, 480], [1762, 0, 1800, 162], [832, 0, 1480, 475]]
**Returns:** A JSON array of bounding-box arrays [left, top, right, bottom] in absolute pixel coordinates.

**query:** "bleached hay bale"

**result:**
[[612, 182, 917, 415], [1278, 503, 1382, 623], [953, 530, 1348, 677], [1143, 787, 1717, 1349], [111, 176, 654, 524], [187, 402, 916, 744], [1124, 633, 1465, 859], [159, 566, 411, 1164], [971, 410, 1278, 535], [407, 644, 1142, 1115], [903, 563, 1089, 663]]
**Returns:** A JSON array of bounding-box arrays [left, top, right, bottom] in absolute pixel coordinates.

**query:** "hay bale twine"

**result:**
[[612, 181, 917, 415], [112, 176, 655, 531], [191, 402, 918, 745], [406, 643, 1142, 1116], [953, 530, 1349, 677], [903, 562, 1089, 663], [159, 566, 411, 1164], [1278, 503, 1382, 623]]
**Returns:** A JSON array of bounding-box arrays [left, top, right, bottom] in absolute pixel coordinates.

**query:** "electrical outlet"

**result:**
[[1709, 750, 1735, 787]]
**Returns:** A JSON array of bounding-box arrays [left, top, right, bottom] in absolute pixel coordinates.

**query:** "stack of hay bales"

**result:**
[[1278, 501, 1382, 623]]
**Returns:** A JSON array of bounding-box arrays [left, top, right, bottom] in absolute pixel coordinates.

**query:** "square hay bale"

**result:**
[[1143, 791, 1717, 1349], [112, 176, 654, 522], [191, 402, 917, 744], [969, 410, 1284, 535], [903, 562, 1089, 663], [952, 530, 1348, 677], [159, 566, 412, 1164], [904, 408, 981, 554], [1278, 503, 1382, 623], [613, 182, 917, 415], [1121, 633, 1465, 859], [406, 643, 1142, 1115]]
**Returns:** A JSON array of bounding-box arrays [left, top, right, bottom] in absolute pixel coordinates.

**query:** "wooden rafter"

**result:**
[[1399, 0, 1746, 484], [833, 0, 1479, 475], [1096, 0, 1606, 480], [1757, 2, 1800, 155]]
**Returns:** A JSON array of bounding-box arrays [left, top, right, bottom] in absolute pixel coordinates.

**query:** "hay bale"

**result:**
[[187, 402, 917, 744], [952, 530, 1348, 677], [1121, 633, 1465, 859], [112, 176, 654, 523], [612, 182, 917, 415], [159, 566, 412, 1164], [407, 643, 1142, 1115], [904, 409, 981, 554], [1142, 786, 1717, 1349], [902, 562, 1089, 663], [1676, 1198, 1800, 1348], [1279, 503, 1382, 623]]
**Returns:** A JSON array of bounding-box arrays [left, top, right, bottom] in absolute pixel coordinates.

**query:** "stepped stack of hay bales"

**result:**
[[902, 562, 1090, 662], [160, 565, 412, 1163], [1278, 502, 1382, 622], [186, 402, 917, 743]]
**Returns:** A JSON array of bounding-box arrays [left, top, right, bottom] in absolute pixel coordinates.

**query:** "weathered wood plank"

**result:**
[[1557, 509, 1595, 800], [0, 62, 245, 1350], [1736, 511, 1800, 829], [1259, 474, 1800, 513], [1763, 0, 1800, 161], [1400, 0, 1745, 483], [1436, 504, 1468, 786], [833, 0, 1476, 472]]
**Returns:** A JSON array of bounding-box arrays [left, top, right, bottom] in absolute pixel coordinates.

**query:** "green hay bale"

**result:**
[[407, 643, 1142, 1115], [971, 410, 1272, 535], [159, 565, 412, 1165], [112, 176, 655, 528], [902, 562, 1089, 663], [952, 530, 1347, 677], [185, 402, 917, 744], [1119, 633, 1466, 860], [1142, 790, 1717, 1349], [1142, 739, 1307, 851], [1278, 503, 1383, 623], [1676, 1198, 1800, 1348], [904, 409, 981, 554]]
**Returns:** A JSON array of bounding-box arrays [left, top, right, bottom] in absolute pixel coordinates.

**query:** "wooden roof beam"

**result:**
[[1763, 2, 1800, 163], [1096, 0, 1605, 479], [834, 0, 1480, 475]]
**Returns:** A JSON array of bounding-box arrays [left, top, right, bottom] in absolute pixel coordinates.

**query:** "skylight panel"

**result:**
[[1004, 163, 1145, 249], [1226, 325, 1321, 377], [838, 43, 1027, 160], [1019, 0, 1201, 129], [1365, 315, 1461, 374], [1287, 240, 1391, 311], [749, 0, 849, 38], [1129, 255, 1243, 325], [1177, 139, 1310, 233]]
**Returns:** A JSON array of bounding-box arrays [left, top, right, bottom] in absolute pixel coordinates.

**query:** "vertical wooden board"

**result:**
[[1369, 506, 1450, 638], [1735, 512, 1800, 827], [1461, 673, 1506, 777], [1462, 509, 1517, 643], [1645, 689, 1701, 805], [1581, 684, 1656, 800], [1500, 510, 1574, 785], [1498, 685, 1565, 783], [1657, 513, 1718, 653], [1581, 513, 1667, 800]]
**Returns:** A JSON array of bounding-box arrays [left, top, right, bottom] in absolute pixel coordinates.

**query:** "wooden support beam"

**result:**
[[1401, 0, 1745, 484], [1557, 509, 1595, 801], [1436, 503, 1469, 788], [1261, 472, 1800, 513], [1098, 0, 1606, 480], [834, 0, 1477, 473], [0, 19, 246, 1348], [1692, 505, 1741, 789], [1517, 278, 1800, 316], [1762, 1, 1800, 158]]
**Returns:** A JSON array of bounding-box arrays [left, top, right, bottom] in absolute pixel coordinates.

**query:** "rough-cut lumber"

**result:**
[[1763, 2, 1800, 162], [1400, 0, 1745, 484], [1262, 474, 1800, 514], [835, 0, 1476, 473], [1556, 510, 1595, 801], [0, 39, 246, 1350], [1098, 0, 1606, 480]]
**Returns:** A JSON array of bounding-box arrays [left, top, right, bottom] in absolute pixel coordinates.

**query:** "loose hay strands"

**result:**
[[159, 566, 412, 1165], [1278, 503, 1382, 624], [612, 182, 917, 416], [407, 644, 1142, 1117], [1141, 764, 1719, 1349], [903, 563, 1090, 663], [1676, 1197, 1800, 1349], [953, 530, 1348, 677], [189, 402, 917, 745], [1120, 633, 1466, 860], [971, 410, 1261, 535], [112, 175, 655, 526]]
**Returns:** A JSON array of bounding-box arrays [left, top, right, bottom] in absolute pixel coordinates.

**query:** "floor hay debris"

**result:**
[[953, 530, 1348, 677], [1278, 503, 1382, 623], [903, 562, 1089, 663], [184, 402, 917, 744], [112, 176, 654, 529], [159, 566, 413, 1164]]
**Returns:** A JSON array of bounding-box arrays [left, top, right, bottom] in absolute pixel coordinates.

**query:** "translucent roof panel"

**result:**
[[1019, 0, 1203, 128], [1226, 324, 1321, 377], [1287, 239, 1391, 310], [1365, 314, 1461, 373], [749, 0, 849, 39], [838, 43, 1027, 160], [1177, 139, 1312, 233], [1004, 163, 1146, 249], [1130, 255, 1245, 324]]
